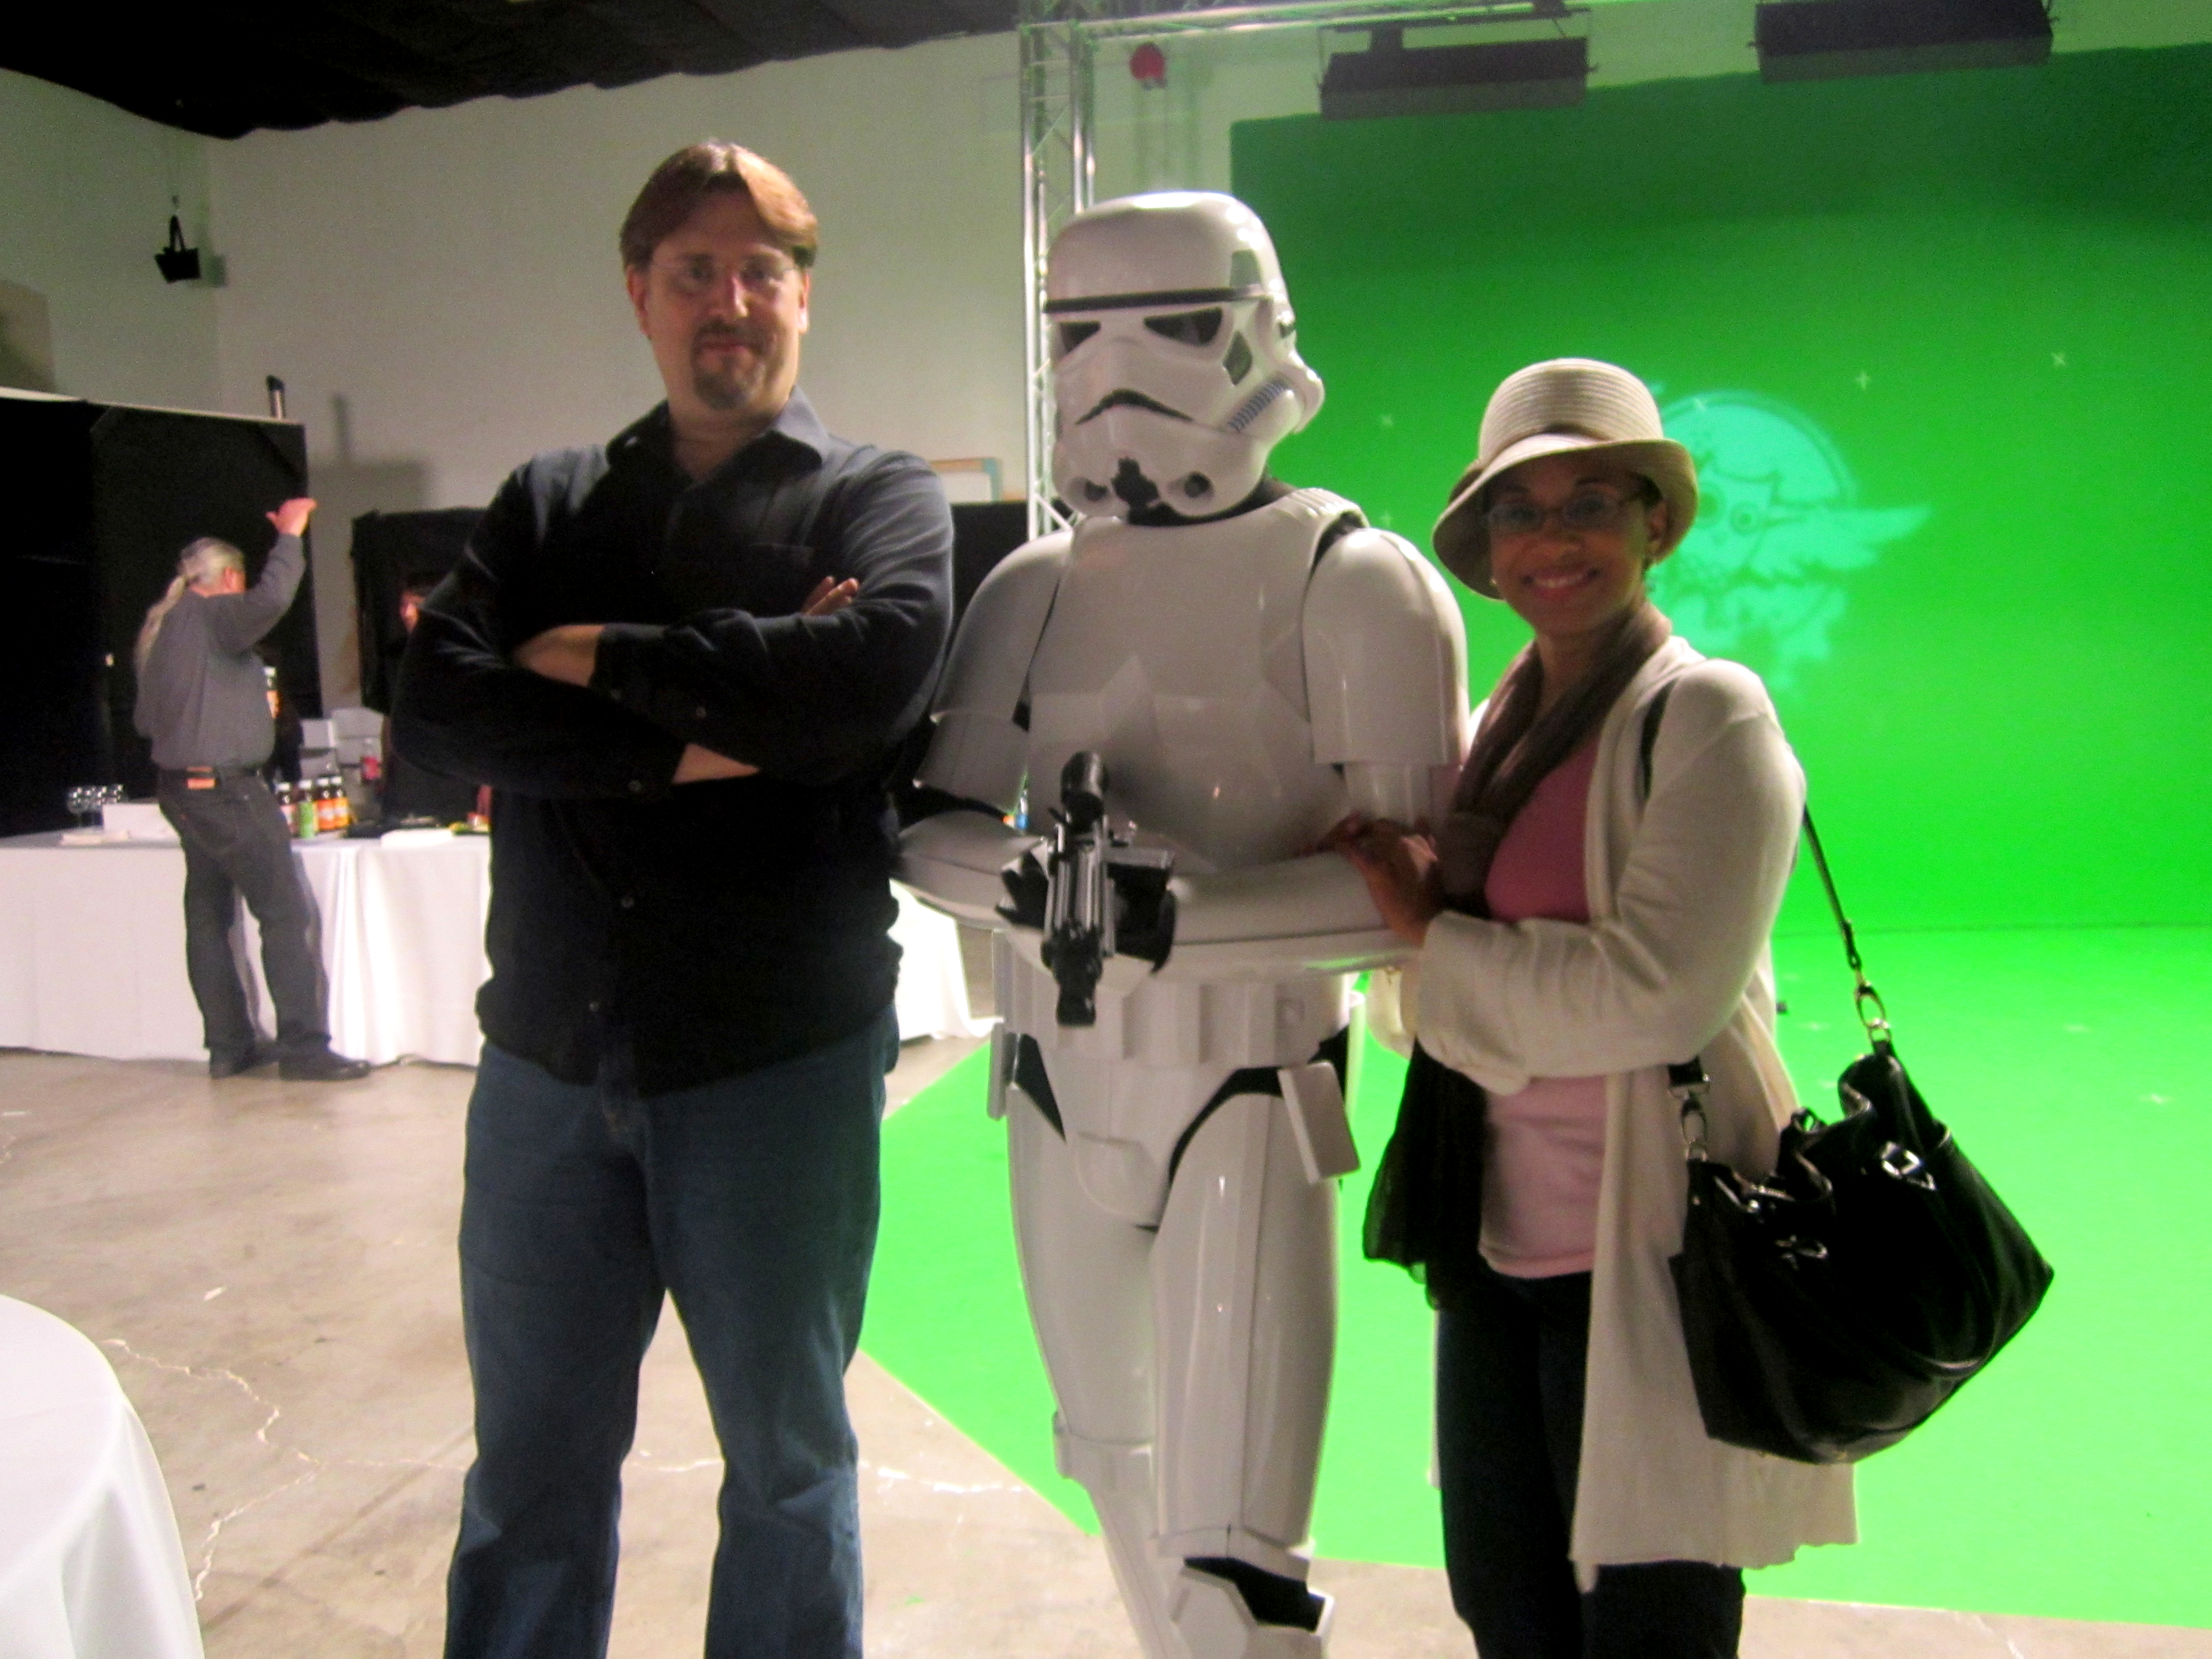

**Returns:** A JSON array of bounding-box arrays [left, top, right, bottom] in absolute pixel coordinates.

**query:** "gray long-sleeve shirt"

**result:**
[[134, 533, 305, 770]]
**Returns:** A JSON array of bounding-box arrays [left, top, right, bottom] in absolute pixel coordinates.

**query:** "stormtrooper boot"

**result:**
[[1171, 1564, 1335, 1659]]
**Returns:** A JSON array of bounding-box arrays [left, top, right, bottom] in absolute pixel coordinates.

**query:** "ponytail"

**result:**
[[135, 537, 245, 673]]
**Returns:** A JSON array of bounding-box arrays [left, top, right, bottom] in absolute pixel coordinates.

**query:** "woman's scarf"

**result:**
[[1364, 598, 1672, 1308], [1434, 599, 1672, 912]]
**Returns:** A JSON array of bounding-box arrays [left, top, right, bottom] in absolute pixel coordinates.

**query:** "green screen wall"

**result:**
[[1233, 46, 2212, 932]]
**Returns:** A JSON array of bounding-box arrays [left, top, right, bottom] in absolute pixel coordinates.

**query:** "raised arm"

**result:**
[[392, 466, 689, 800], [587, 454, 953, 786], [203, 498, 316, 653]]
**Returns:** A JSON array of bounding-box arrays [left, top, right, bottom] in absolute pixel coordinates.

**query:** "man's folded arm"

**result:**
[[590, 454, 953, 785], [391, 473, 687, 800]]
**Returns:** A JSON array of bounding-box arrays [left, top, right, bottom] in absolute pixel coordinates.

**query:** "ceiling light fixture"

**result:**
[[1320, 12, 1591, 121], [1754, 0, 2054, 81]]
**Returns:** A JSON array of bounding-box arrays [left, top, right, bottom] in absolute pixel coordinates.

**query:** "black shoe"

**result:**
[[209, 1043, 279, 1079], [278, 1047, 373, 1082]]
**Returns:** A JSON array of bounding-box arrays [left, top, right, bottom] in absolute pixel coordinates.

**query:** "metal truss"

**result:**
[[1017, 0, 1585, 535]]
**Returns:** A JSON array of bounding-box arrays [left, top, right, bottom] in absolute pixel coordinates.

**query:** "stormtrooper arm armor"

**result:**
[[1304, 526, 1470, 818], [1159, 526, 1471, 980], [896, 533, 1071, 926], [899, 812, 1026, 927]]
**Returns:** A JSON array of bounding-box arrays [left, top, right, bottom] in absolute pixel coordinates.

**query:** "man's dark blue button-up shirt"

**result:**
[[393, 392, 953, 1094]]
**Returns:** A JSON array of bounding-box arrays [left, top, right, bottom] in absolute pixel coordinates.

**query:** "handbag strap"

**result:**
[[1638, 682, 1897, 1156], [1798, 808, 1892, 1051]]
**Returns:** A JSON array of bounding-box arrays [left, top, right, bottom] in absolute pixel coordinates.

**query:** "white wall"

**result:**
[[207, 34, 1027, 510], [15, 0, 2208, 703], [204, 34, 1027, 700], [0, 69, 220, 409]]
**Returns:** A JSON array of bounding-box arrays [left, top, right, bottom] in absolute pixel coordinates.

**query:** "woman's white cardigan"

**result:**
[[1403, 634, 1856, 1575]]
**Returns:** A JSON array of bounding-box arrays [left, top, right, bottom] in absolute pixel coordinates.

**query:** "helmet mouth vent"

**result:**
[[1080, 388, 1190, 426], [1224, 376, 1291, 435]]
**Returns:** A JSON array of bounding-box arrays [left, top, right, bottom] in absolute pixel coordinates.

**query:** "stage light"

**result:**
[[1320, 26, 1589, 120], [1755, 0, 2053, 82], [154, 215, 201, 284]]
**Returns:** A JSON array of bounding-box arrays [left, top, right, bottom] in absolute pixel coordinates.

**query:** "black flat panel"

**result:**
[[0, 395, 101, 836], [87, 408, 320, 799], [949, 501, 1030, 630], [351, 507, 484, 715]]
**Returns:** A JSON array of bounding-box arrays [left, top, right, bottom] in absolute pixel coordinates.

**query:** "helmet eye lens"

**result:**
[[1056, 321, 1101, 358], [1142, 308, 1223, 347]]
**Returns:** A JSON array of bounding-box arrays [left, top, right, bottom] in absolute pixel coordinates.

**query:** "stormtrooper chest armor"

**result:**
[[1002, 488, 1358, 1092], [1024, 488, 1356, 874]]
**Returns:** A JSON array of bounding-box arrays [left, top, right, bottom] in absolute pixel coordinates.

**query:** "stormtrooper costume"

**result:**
[[899, 193, 1468, 1659]]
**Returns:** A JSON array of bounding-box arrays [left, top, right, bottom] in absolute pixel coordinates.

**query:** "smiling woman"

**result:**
[[1332, 358, 1846, 1659], [1478, 458, 1667, 700]]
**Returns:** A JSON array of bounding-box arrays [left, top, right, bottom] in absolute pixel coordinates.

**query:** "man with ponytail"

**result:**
[[134, 497, 370, 1082]]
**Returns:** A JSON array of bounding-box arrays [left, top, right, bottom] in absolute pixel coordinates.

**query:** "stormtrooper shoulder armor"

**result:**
[[919, 529, 1072, 810], [1303, 526, 1469, 767]]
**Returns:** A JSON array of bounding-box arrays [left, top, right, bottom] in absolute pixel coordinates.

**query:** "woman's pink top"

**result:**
[[1478, 738, 1607, 1279]]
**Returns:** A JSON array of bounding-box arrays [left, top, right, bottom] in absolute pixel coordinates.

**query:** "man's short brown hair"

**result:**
[[619, 141, 819, 273]]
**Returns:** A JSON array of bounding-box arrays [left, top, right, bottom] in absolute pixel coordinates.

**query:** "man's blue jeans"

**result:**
[[444, 1009, 899, 1659]]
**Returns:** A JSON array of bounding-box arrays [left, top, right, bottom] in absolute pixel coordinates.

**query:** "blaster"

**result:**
[[1000, 751, 1175, 1027]]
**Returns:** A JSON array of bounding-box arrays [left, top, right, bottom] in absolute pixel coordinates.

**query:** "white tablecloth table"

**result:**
[[0, 1298, 203, 1659], [0, 830, 985, 1065]]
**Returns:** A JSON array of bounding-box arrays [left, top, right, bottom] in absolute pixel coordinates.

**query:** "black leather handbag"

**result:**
[[1666, 813, 2055, 1465]]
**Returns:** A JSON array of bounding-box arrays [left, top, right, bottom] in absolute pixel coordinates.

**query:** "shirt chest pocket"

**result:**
[[654, 540, 826, 620]]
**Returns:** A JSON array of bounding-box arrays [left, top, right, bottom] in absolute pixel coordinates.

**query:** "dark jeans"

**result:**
[[445, 1009, 899, 1659], [156, 772, 329, 1062], [1436, 1263, 1745, 1659]]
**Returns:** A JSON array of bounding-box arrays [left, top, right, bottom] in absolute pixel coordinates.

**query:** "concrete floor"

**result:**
[[1, 1031, 2203, 1659]]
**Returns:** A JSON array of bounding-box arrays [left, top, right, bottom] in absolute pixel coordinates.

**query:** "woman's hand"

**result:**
[[1323, 813, 1443, 947]]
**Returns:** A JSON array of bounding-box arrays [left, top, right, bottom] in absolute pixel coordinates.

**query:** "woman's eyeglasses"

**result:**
[[1484, 487, 1647, 539]]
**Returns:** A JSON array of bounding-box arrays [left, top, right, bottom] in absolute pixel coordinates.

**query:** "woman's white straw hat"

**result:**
[[1432, 357, 1699, 600]]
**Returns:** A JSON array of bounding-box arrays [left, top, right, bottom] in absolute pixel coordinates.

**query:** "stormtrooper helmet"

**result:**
[[1047, 192, 1325, 520]]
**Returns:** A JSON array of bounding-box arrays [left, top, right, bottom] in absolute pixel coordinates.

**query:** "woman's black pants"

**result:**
[[1435, 1262, 1745, 1659]]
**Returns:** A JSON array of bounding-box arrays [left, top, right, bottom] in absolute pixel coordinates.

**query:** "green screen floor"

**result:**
[[860, 925, 2211, 1629]]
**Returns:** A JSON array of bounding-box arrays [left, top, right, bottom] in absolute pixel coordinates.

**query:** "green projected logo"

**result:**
[[1653, 393, 1928, 690]]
